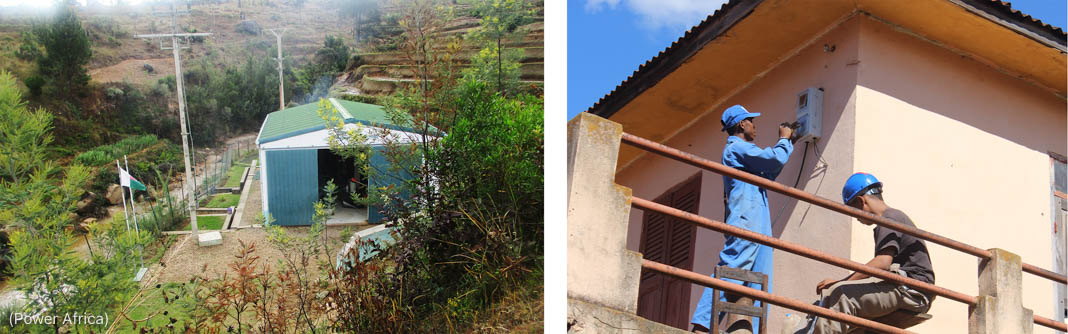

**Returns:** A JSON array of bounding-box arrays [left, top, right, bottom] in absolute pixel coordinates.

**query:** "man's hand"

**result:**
[[779, 124, 795, 141], [816, 278, 838, 294]]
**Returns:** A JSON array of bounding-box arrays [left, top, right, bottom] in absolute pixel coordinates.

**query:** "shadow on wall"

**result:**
[[858, 22, 1066, 155]]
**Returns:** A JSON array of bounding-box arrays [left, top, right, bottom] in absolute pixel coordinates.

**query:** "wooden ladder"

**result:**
[[711, 266, 768, 334]]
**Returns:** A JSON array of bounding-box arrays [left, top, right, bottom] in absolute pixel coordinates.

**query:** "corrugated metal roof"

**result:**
[[257, 98, 419, 145], [257, 102, 326, 144], [585, 0, 1067, 119]]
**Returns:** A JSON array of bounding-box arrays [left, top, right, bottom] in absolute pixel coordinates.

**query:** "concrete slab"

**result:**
[[326, 207, 368, 225], [198, 231, 223, 247], [568, 298, 690, 334]]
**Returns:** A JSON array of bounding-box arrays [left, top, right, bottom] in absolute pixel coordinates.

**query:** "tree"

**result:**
[[464, 0, 536, 95], [0, 70, 144, 334], [36, 0, 92, 98], [339, 0, 380, 46]]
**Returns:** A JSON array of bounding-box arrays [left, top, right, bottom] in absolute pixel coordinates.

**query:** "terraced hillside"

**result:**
[[333, 15, 544, 98], [0, 0, 355, 88]]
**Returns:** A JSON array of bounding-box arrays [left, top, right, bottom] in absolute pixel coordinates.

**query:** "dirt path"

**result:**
[[150, 225, 365, 284], [237, 161, 263, 227], [88, 57, 175, 86]]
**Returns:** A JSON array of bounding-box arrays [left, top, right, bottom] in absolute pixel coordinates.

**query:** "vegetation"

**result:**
[[0, 1, 543, 332], [463, 0, 538, 96], [314, 0, 544, 331], [176, 56, 291, 144], [0, 70, 152, 333], [295, 35, 350, 103], [338, 0, 382, 45], [73, 134, 160, 166], [203, 193, 240, 208], [34, 0, 92, 98], [222, 163, 249, 188], [184, 216, 225, 230]]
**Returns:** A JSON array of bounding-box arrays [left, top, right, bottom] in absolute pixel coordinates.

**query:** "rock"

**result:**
[[74, 223, 90, 234], [235, 20, 261, 35], [106, 184, 124, 205], [81, 218, 98, 227], [76, 196, 94, 213]]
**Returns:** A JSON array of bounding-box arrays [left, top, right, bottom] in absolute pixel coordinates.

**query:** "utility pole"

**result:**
[[136, 0, 211, 240], [266, 28, 288, 110]]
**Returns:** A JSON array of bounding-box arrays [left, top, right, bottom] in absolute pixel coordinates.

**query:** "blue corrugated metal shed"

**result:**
[[257, 99, 427, 226], [264, 150, 318, 225]]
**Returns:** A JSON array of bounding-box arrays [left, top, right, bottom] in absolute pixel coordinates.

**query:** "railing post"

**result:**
[[567, 113, 643, 313], [969, 248, 1033, 334]]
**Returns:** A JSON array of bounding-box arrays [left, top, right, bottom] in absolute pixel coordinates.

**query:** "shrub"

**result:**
[[23, 75, 44, 97]]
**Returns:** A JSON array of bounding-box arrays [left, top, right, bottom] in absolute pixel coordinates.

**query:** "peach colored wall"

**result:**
[[615, 18, 863, 333], [852, 17, 1067, 334]]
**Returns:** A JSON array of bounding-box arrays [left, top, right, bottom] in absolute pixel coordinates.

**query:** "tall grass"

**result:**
[[134, 169, 188, 236], [73, 134, 159, 166]]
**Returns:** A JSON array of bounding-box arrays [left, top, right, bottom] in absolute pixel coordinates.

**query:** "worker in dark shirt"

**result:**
[[809, 173, 935, 334]]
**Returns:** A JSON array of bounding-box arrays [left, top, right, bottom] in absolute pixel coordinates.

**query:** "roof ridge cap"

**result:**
[[328, 98, 353, 120]]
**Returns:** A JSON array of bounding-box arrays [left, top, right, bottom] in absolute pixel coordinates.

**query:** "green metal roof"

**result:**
[[257, 98, 422, 144]]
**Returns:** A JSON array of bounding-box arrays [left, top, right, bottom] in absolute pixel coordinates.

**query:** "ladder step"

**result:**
[[714, 301, 764, 318], [716, 266, 767, 283]]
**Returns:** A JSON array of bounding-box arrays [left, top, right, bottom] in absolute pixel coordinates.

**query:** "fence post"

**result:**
[[969, 248, 1033, 334], [566, 112, 642, 313]]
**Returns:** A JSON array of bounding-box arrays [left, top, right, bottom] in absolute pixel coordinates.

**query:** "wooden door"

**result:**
[[637, 173, 701, 329]]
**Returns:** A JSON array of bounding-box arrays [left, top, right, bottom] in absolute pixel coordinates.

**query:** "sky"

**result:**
[[567, 0, 1068, 119]]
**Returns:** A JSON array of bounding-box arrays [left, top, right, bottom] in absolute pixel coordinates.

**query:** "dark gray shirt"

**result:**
[[874, 208, 935, 284]]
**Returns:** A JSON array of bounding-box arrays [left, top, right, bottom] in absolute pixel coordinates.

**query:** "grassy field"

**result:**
[[203, 193, 239, 208], [183, 215, 224, 230], [222, 164, 247, 188]]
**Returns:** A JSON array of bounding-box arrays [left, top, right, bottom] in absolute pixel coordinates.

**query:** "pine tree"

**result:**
[[35, 0, 92, 98]]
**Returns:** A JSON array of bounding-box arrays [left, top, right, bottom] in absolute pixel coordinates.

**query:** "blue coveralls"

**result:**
[[690, 135, 793, 332]]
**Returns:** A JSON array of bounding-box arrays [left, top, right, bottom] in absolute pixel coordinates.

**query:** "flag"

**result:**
[[119, 167, 148, 191]]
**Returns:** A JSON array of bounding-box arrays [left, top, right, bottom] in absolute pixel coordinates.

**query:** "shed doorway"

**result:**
[[318, 149, 369, 224]]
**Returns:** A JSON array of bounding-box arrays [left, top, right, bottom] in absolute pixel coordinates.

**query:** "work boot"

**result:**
[[691, 324, 709, 334], [782, 313, 813, 334]]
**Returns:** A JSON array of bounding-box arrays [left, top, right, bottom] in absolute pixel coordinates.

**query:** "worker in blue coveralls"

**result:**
[[691, 105, 795, 334]]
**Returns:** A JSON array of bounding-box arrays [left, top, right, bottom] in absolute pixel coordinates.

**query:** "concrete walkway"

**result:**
[[229, 159, 257, 229]]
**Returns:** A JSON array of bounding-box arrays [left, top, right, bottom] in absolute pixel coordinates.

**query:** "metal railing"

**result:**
[[619, 132, 1068, 332]]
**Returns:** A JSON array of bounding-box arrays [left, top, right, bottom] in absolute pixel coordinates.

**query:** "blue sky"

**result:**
[[567, 0, 1068, 119]]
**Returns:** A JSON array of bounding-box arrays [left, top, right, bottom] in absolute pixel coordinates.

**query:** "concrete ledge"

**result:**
[[222, 208, 236, 230], [568, 298, 690, 334], [238, 166, 251, 190], [197, 207, 230, 215]]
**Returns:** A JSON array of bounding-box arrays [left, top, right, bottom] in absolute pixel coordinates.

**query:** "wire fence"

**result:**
[[177, 137, 257, 207]]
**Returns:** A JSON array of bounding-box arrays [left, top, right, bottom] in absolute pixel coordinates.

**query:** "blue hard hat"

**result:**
[[720, 105, 761, 131], [842, 173, 882, 204]]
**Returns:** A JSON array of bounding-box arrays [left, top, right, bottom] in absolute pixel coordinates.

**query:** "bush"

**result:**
[[23, 75, 44, 97], [338, 93, 381, 105]]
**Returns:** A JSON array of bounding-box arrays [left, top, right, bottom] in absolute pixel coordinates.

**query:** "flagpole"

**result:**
[[117, 160, 130, 231], [125, 155, 146, 277], [125, 156, 140, 235]]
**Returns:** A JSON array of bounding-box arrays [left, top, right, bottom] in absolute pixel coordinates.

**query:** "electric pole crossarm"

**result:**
[[135, 33, 212, 38]]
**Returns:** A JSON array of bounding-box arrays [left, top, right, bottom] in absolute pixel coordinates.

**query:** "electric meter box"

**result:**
[[795, 87, 823, 144]]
